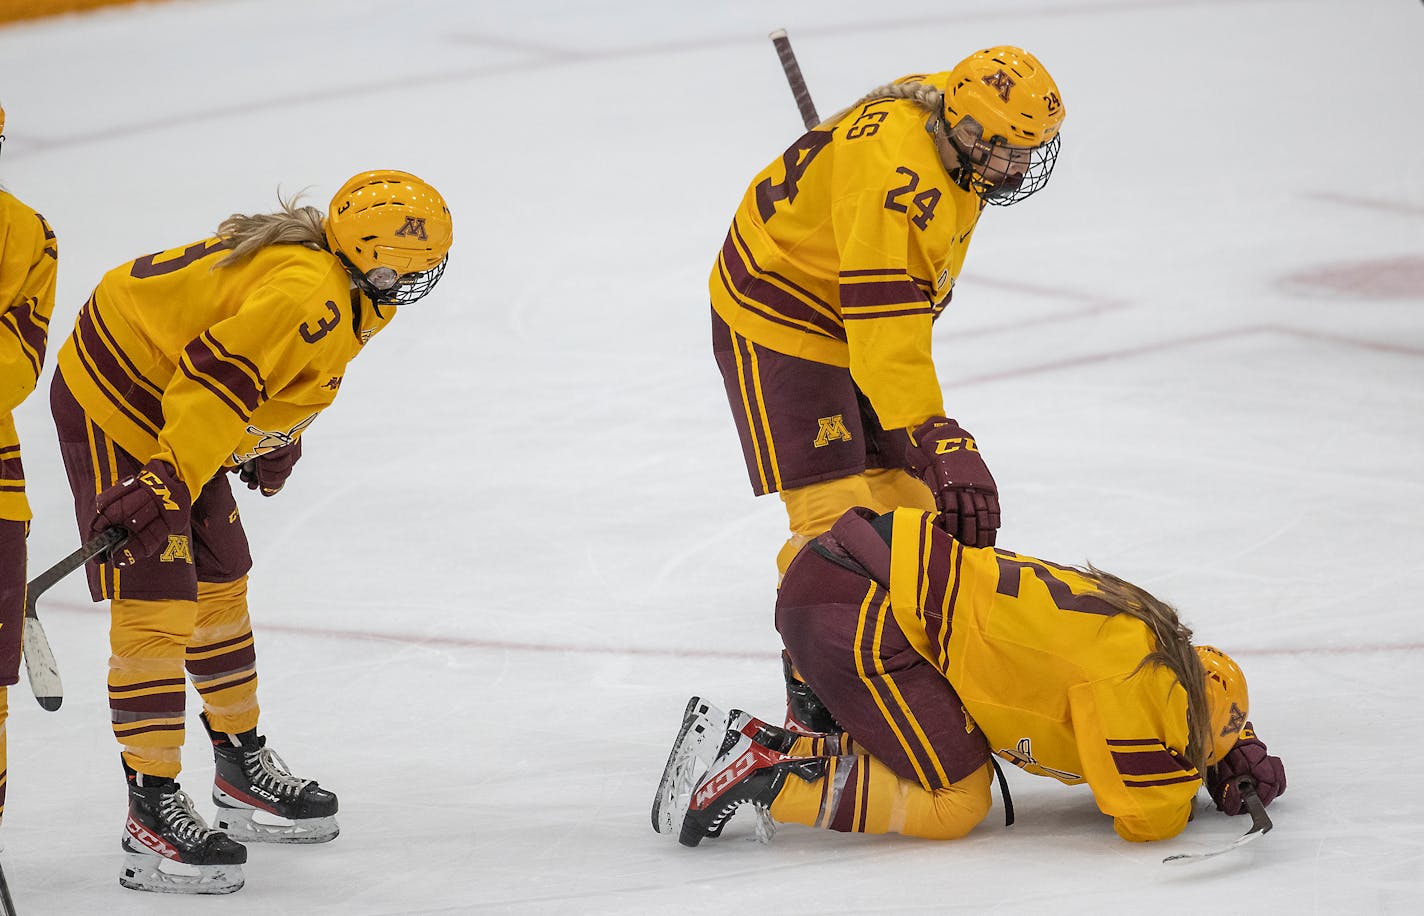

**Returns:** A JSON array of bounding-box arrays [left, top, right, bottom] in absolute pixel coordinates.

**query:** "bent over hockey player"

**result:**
[[0, 99, 58, 829], [655, 507, 1286, 847], [49, 171, 453, 894], [711, 46, 1065, 579]]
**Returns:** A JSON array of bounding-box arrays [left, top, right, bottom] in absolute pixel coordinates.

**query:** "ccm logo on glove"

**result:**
[[90, 459, 192, 567]]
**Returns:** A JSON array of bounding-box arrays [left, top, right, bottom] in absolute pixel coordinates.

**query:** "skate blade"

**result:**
[[652, 697, 728, 835], [214, 810, 339, 845], [120, 851, 245, 895]]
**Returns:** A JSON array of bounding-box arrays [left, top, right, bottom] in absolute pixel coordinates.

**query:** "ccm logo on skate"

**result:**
[[692, 753, 757, 807], [127, 815, 178, 858]]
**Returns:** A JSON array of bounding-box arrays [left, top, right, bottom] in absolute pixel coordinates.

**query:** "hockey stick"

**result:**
[[1162, 777, 1273, 864], [22, 527, 126, 712], [769, 29, 820, 130], [0, 857, 15, 916]]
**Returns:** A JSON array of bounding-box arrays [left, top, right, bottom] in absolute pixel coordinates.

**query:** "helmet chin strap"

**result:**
[[926, 117, 973, 192]]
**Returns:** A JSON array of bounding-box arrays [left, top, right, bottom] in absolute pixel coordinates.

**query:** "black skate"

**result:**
[[677, 716, 825, 848], [120, 765, 247, 895], [783, 651, 839, 733], [203, 713, 339, 844]]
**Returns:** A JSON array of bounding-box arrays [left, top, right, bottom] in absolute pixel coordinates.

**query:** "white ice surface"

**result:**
[[1, 0, 1422, 912]]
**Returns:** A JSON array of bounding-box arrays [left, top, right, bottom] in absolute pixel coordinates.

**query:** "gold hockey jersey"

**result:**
[[55, 238, 393, 495], [710, 72, 984, 431], [0, 190, 57, 522], [884, 508, 1201, 842]]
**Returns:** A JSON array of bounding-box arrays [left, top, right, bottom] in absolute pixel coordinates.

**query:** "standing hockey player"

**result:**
[[711, 46, 1066, 731], [0, 98, 58, 830], [655, 506, 1286, 847], [711, 46, 1065, 578], [49, 170, 452, 894]]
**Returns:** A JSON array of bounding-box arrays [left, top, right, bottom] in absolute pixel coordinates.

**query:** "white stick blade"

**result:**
[[22, 617, 64, 711]]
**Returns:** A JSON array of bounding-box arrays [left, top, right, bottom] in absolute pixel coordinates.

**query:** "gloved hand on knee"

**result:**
[[91, 459, 191, 567]]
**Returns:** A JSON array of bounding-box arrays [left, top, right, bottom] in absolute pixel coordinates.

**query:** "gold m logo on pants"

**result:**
[[813, 415, 853, 448], [159, 535, 193, 564]]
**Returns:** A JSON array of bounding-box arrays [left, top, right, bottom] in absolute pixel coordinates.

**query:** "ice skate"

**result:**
[[203, 713, 339, 844], [652, 697, 730, 835], [677, 716, 825, 848], [120, 766, 247, 895], [782, 651, 839, 733]]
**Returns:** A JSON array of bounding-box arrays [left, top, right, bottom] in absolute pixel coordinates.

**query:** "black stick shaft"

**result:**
[[769, 29, 820, 130], [23, 527, 125, 619]]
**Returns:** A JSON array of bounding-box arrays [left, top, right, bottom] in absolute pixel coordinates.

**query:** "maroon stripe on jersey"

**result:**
[[716, 258, 820, 338], [839, 276, 928, 310], [204, 333, 264, 388], [183, 333, 262, 413], [0, 445, 18, 459], [1105, 738, 1168, 746], [177, 358, 249, 421], [1111, 748, 1186, 776], [1124, 773, 1200, 788], [839, 268, 908, 278], [88, 302, 163, 399], [11, 295, 50, 349], [923, 529, 963, 654], [721, 226, 844, 339], [0, 483, 24, 493], [73, 303, 164, 436], [732, 222, 835, 311], [0, 309, 43, 376]]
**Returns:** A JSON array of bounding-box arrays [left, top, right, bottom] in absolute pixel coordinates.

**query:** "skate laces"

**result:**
[[159, 787, 221, 845], [245, 746, 311, 799]]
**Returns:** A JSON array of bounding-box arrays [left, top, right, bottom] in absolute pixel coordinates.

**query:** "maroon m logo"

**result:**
[[394, 217, 428, 240], [982, 69, 1015, 102]]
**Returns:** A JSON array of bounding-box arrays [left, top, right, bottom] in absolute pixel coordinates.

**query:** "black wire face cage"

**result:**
[[342, 254, 448, 306], [956, 133, 1062, 207], [376, 257, 447, 306]]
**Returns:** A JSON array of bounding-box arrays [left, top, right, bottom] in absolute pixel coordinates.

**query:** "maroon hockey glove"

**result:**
[[1206, 723, 1286, 815], [906, 417, 1000, 548], [91, 459, 191, 567], [238, 441, 301, 497]]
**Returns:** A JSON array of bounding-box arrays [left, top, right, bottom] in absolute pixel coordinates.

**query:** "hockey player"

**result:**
[[655, 506, 1287, 847], [48, 170, 452, 894], [0, 99, 58, 829], [711, 46, 1066, 579]]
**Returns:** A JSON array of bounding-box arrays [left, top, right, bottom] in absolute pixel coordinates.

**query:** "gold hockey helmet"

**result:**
[[325, 170, 453, 305], [1197, 645, 1250, 765], [940, 46, 1065, 206]]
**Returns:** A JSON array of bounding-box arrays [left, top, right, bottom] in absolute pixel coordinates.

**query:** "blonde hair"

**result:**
[[817, 79, 944, 130], [1078, 565, 1214, 777], [214, 193, 328, 267]]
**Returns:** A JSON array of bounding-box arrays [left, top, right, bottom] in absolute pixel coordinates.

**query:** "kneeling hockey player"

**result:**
[[655, 506, 1286, 846]]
